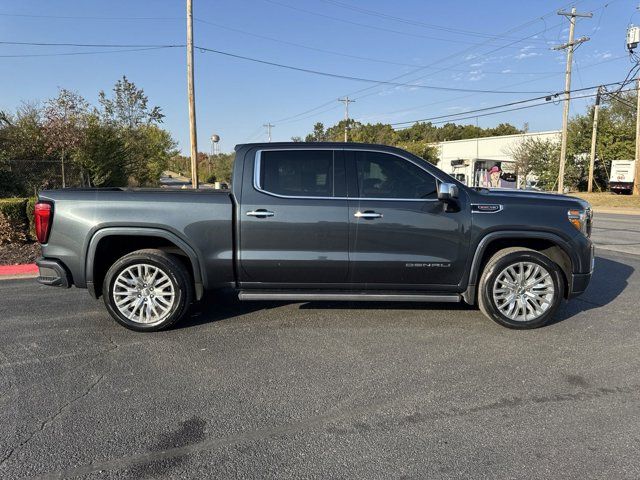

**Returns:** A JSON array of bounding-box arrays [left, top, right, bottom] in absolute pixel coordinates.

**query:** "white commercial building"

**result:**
[[434, 130, 561, 189]]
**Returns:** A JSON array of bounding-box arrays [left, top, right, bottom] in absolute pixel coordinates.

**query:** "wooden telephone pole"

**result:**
[[554, 7, 591, 193], [187, 0, 199, 189], [263, 123, 274, 142], [338, 97, 355, 142], [587, 86, 602, 193]]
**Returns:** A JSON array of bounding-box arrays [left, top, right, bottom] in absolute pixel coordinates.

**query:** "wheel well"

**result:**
[[91, 235, 194, 298], [476, 238, 572, 298]]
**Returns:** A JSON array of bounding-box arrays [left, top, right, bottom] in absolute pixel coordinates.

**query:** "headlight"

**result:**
[[568, 208, 591, 237]]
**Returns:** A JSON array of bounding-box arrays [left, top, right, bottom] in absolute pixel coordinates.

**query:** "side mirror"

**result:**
[[438, 182, 459, 203]]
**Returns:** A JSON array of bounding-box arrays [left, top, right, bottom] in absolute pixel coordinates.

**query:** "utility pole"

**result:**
[[263, 123, 274, 142], [338, 97, 355, 142], [587, 86, 602, 193], [186, 0, 199, 189], [635, 78, 640, 195], [554, 7, 591, 194]]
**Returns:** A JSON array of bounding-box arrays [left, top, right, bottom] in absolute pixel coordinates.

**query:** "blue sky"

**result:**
[[0, 0, 637, 154]]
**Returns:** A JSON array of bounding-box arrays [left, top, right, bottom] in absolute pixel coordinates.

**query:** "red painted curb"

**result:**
[[0, 263, 38, 276]]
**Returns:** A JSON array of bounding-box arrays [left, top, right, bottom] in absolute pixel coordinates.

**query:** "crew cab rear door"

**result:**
[[239, 147, 349, 286], [346, 149, 468, 287]]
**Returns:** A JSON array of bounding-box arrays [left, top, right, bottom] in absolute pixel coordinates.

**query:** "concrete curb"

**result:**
[[0, 263, 38, 280]]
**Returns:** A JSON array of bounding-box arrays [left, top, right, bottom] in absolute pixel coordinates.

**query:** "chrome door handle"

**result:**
[[246, 209, 274, 217], [354, 211, 383, 219]]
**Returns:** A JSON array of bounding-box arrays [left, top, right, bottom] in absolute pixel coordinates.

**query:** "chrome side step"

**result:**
[[237, 291, 461, 303]]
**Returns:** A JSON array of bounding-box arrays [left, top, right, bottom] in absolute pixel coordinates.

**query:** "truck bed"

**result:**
[[38, 188, 235, 292]]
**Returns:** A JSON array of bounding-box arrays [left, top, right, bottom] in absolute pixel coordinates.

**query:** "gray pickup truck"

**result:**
[[34, 142, 594, 331]]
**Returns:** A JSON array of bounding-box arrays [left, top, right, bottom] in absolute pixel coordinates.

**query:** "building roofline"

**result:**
[[431, 130, 561, 146]]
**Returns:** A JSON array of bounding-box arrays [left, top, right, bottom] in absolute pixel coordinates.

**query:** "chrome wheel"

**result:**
[[112, 263, 175, 325], [492, 261, 555, 322]]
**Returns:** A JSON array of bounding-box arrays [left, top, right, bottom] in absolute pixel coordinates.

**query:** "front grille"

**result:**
[[586, 207, 593, 237]]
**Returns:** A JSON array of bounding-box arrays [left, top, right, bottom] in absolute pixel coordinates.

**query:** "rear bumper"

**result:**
[[35, 258, 71, 288], [610, 182, 633, 192]]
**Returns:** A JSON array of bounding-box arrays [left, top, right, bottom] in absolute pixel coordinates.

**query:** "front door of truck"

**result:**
[[346, 150, 468, 288], [239, 148, 349, 286]]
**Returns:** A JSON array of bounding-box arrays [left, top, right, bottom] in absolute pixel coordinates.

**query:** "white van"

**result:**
[[609, 160, 635, 194]]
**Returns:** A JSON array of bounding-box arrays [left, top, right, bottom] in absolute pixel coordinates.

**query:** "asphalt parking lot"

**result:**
[[1, 215, 639, 479]]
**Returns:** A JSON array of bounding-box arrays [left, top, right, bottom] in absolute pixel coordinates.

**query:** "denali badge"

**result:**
[[472, 204, 503, 213]]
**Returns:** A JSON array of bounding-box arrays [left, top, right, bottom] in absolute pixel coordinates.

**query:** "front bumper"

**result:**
[[568, 272, 592, 298], [36, 258, 71, 288], [567, 244, 594, 299]]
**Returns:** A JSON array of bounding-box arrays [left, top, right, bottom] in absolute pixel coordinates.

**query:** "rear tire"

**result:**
[[103, 249, 193, 332], [478, 247, 564, 329]]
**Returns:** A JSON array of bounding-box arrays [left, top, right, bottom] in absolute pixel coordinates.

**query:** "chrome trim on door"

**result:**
[[246, 210, 275, 217], [354, 211, 383, 219]]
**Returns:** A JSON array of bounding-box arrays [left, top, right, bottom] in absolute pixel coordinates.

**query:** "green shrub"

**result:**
[[0, 198, 28, 244], [26, 197, 37, 241]]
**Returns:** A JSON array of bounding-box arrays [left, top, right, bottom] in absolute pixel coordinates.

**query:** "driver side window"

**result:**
[[355, 151, 438, 199]]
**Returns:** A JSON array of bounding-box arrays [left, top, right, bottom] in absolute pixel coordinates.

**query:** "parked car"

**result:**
[[34, 143, 594, 331]]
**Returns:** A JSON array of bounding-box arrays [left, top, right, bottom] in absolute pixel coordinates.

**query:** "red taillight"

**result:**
[[34, 202, 52, 244]]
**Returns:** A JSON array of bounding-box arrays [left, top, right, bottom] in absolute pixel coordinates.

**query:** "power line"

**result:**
[[277, 0, 615, 127], [261, 0, 551, 48], [194, 45, 552, 94], [0, 46, 181, 58], [194, 17, 562, 74], [0, 40, 184, 48], [317, 0, 552, 43], [0, 12, 178, 20], [0, 39, 555, 94], [357, 53, 628, 123], [203, 7, 567, 126], [268, 2, 573, 124], [393, 88, 635, 130], [389, 81, 631, 127]]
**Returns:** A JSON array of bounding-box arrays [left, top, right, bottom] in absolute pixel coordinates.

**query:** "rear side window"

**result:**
[[259, 150, 335, 197], [355, 151, 438, 199]]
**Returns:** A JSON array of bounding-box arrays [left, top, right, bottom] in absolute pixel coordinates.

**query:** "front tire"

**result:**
[[103, 249, 193, 332], [478, 248, 565, 329]]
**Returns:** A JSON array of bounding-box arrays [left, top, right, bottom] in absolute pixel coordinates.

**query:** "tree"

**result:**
[[300, 119, 522, 167], [508, 138, 555, 188], [565, 90, 636, 191], [487, 123, 521, 137], [74, 115, 128, 187], [205, 153, 235, 184], [305, 122, 328, 142], [125, 125, 177, 186], [98, 75, 164, 127], [508, 138, 564, 190], [43, 89, 89, 187], [97, 77, 174, 186], [395, 141, 439, 164], [351, 122, 396, 144], [0, 104, 54, 195]]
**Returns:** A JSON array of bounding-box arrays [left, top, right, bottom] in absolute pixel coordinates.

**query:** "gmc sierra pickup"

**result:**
[[34, 142, 594, 331]]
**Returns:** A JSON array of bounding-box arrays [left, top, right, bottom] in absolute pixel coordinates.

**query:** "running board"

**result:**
[[237, 291, 461, 303]]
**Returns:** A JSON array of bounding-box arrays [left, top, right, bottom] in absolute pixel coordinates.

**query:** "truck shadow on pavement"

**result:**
[[179, 255, 633, 329], [552, 255, 634, 323]]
